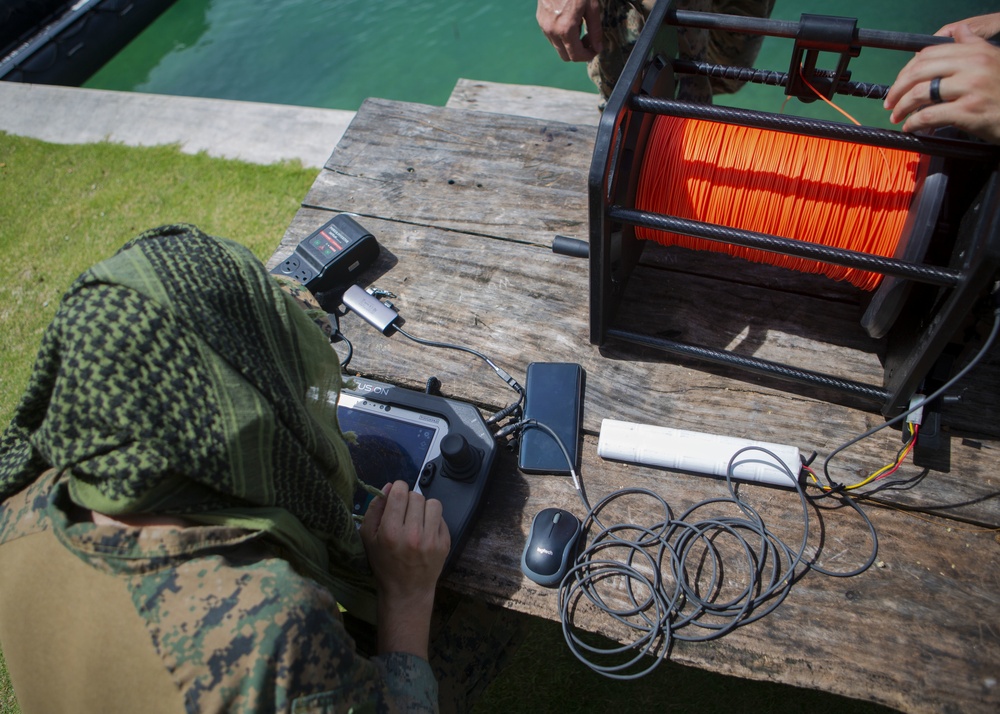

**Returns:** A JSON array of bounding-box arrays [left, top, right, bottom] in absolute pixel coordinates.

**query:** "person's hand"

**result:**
[[536, 0, 603, 62], [360, 480, 450, 659], [884, 22, 1000, 144], [935, 12, 1000, 41]]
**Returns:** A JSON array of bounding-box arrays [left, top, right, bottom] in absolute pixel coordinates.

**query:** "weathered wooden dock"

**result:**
[[269, 79, 1000, 714]]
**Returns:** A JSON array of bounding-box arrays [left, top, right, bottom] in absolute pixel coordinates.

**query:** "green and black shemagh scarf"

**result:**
[[0, 224, 376, 613]]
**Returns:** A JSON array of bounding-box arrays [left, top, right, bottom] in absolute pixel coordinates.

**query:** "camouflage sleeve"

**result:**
[[289, 653, 438, 713], [371, 654, 438, 713], [3, 473, 440, 714], [121, 539, 441, 714]]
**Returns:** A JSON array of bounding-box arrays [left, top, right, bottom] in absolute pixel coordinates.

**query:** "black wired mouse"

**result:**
[[521, 507, 581, 587]]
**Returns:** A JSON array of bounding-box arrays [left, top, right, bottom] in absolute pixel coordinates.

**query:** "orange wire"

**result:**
[[634, 116, 921, 290]]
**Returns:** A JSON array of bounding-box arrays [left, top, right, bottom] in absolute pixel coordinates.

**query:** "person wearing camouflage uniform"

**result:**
[[0, 469, 438, 713], [0, 225, 451, 713], [537, 0, 776, 104]]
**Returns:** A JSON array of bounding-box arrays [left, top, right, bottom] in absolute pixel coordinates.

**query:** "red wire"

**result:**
[[873, 423, 920, 482]]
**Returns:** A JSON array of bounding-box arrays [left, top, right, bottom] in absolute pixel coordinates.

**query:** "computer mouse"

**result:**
[[521, 507, 581, 587]]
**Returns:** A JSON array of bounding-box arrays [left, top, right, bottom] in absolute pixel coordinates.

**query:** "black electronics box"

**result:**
[[271, 214, 379, 305]]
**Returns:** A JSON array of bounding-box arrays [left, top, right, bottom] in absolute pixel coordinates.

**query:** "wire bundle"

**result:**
[[634, 116, 922, 291], [556, 448, 877, 680]]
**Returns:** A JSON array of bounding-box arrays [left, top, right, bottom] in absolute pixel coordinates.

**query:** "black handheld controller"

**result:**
[[336, 375, 496, 570]]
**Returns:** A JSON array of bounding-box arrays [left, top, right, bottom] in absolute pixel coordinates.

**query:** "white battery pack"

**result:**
[[597, 419, 801, 488]]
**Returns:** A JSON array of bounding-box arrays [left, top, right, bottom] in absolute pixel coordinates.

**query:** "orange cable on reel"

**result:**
[[634, 116, 923, 291]]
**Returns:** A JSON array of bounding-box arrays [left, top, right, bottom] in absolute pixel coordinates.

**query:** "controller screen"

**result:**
[[337, 405, 438, 515]]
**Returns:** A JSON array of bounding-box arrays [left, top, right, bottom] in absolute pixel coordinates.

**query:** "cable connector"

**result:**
[[906, 394, 925, 426], [495, 421, 523, 439], [491, 367, 524, 396], [486, 400, 523, 425], [342, 284, 399, 334]]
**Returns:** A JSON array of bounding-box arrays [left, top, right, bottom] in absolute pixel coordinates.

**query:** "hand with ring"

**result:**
[[884, 16, 1000, 145]]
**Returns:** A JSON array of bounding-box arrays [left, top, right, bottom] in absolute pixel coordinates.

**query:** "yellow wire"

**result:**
[[808, 424, 916, 492]]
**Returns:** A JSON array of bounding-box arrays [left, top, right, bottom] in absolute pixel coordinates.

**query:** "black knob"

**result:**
[[440, 433, 480, 481]]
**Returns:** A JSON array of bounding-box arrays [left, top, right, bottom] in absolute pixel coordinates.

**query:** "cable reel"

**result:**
[[588, 1, 1000, 419]]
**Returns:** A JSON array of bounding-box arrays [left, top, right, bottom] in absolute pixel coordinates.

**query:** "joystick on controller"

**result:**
[[440, 433, 482, 481]]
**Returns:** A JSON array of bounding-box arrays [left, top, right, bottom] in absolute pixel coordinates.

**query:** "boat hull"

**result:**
[[0, 0, 177, 85]]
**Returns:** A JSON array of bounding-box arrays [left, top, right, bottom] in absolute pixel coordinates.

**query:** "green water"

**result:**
[[85, 0, 997, 128], [84, 0, 597, 108]]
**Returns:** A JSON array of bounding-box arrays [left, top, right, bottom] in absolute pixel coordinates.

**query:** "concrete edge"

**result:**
[[0, 82, 356, 168]]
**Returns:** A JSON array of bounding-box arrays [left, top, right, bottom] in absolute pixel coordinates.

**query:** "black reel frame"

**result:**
[[588, 1, 1000, 418]]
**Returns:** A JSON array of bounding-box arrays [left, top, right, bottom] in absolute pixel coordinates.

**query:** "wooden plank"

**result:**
[[614, 259, 886, 385], [273, 208, 1000, 527], [446, 437, 1000, 714], [294, 97, 593, 250], [270, 98, 1000, 713], [446, 78, 601, 127]]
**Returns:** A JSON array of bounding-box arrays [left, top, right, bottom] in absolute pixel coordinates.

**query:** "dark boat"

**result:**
[[0, 0, 176, 85]]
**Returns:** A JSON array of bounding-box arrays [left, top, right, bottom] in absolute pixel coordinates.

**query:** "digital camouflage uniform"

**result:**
[[589, 0, 777, 103], [0, 470, 436, 713], [0, 225, 523, 713]]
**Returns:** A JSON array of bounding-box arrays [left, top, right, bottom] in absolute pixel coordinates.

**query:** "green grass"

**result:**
[[0, 132, 896, 714], [0, 648, 13, 714], [0, 132, 316, 429]]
